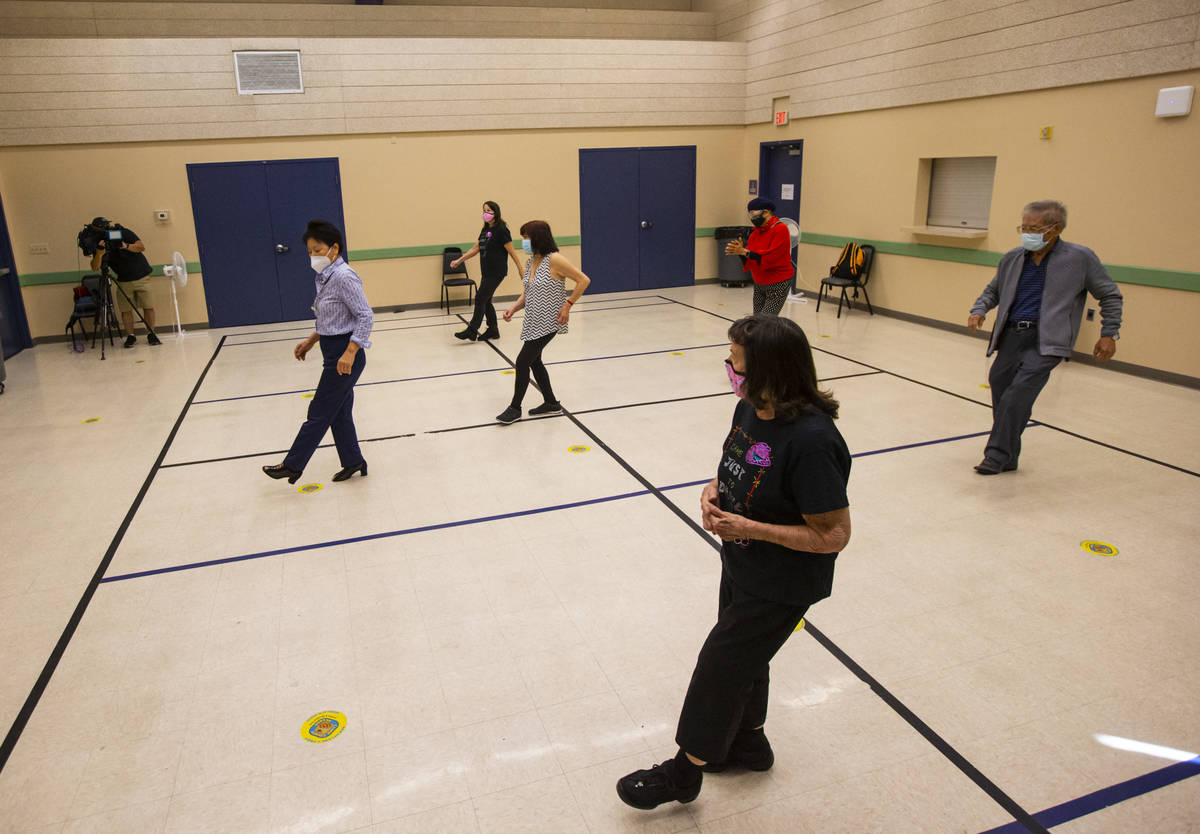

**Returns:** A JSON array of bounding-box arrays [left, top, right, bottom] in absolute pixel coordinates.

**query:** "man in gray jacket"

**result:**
[[968, 200, 1123, 474]]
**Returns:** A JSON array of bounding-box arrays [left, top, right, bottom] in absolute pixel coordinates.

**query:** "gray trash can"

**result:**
[[714, 226, 753, 287]]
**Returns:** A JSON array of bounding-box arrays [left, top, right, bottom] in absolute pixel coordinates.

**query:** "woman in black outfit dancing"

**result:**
[[451, 200, 524, 341]]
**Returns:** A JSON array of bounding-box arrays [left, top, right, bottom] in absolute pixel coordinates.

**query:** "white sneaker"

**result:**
[[787, 291, 807, 303]]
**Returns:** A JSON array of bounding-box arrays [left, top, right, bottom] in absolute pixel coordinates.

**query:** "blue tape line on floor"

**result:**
[[978, 756, 1200, 834], [101, 425, 1010, 583]]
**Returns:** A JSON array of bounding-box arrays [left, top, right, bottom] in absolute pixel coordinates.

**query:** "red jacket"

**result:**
[[742, 216, 793, 285]]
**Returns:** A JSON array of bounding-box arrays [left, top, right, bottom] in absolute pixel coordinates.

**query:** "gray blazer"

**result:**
[[970, 239, 1123, 357]]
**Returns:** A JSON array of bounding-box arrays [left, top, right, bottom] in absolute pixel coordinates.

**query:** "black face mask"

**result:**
[[750, 214, 766, 227]]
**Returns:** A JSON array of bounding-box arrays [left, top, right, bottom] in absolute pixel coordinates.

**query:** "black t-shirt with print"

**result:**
[[716, 399, 851, 606], [103, 227, 153, 282], [478, 222, 513, 280]]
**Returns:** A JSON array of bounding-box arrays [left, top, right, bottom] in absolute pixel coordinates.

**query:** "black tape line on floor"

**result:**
[[0, 335, 230, 776], [659, 296, 1200, 478]]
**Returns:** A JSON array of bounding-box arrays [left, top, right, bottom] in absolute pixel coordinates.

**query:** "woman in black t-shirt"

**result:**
[[450, 200, 524, 341], [617, 314, 852, 811]]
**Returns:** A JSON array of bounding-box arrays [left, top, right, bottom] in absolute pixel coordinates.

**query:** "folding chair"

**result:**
[[440, 247, 476, 313], [817, 243, 876, 318]]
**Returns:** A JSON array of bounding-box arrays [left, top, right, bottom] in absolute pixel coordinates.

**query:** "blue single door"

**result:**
[[579, 145, 696, 294], [188, 158, 346, 328], [265, 159, 346, 323], [637, 146, 695, 289], [579, 149, 640, 294], [758, 141, 804, 223], [0, 188, 33, 359]]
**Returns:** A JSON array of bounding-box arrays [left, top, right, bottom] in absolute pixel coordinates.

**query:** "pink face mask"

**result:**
[[482, 212, 495, 222], [725, 360, 747, 399]]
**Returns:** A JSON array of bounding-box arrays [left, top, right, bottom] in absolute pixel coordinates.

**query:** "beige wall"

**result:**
[[703, 0, 1200, 122], [3, 123, 746, 338], [758, 71, 1200, 378]]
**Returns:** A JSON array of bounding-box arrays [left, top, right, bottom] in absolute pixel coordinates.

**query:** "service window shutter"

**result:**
[[235, 51, 303, 95], [926, 157, 996, 229]]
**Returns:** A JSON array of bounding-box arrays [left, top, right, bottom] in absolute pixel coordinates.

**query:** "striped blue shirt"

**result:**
[[313, 258, 373, 348], [1009, 250, 1049, 322]]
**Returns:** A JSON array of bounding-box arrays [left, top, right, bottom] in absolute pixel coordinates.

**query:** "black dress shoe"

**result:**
[[262, 463, 302, 484], [973, 458, 1016, 475], [477, 327, 500, 340], [332, 461, 367, 482], [454, 328, 479, 341]]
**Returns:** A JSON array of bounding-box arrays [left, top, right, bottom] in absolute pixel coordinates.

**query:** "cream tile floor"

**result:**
[[1, 285, 1198, 833]]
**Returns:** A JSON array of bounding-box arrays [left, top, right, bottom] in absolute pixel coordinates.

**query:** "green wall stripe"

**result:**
[[19, 232, 1198, 294], [800, 232, 1200, 293]]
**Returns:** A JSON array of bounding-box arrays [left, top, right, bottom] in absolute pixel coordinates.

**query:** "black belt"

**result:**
[[1007, 320, 1038, 330]]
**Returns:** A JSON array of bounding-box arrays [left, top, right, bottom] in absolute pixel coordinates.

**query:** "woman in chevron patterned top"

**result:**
[[495, 220, 590, 425]]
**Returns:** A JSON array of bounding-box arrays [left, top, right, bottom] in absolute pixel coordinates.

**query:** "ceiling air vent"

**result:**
[[234, 51, 303, 95]]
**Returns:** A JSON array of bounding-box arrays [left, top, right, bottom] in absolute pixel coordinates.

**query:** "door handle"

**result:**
[[275, 244, 289, 254], [640, 220, 653, 229]]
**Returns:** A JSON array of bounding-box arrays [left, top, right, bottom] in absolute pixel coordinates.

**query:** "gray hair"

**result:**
[[1023, 200, 1067, 229]]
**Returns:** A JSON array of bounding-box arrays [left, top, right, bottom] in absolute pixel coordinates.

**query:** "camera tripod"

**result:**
[[94, 258, 157, 361]]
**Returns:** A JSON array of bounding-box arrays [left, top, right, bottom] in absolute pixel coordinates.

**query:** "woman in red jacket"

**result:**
[[725, 197, 794, 316]]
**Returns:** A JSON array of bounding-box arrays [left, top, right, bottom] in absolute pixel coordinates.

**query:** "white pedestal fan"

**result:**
[[779, 217, 807, 302], [161, 251, 191, 339]]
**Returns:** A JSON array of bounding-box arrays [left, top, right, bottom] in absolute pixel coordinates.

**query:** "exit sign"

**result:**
[[774, 110, 789, 125]]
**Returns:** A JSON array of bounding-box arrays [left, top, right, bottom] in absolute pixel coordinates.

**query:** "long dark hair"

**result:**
[[728, 314, 838, 420], [519, 220, 558, 255], [483, 200, 507, 228], [302, 219, 348, 262]]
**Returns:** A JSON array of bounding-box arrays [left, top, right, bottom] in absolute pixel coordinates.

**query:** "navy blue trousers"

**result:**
[[283, 333, 365, 472]]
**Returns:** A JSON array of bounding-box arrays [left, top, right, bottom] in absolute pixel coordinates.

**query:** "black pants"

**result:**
[[511, 331, 557, 407], [984, 326, 1061, 466], [675, 570, 808, 763], [752, 282, 790, 316], [466, 271, 505, 332], [283, 333, 366, 472]]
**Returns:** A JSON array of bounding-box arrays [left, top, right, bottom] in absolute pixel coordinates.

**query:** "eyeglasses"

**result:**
[[1016, 224, 1055, 234]]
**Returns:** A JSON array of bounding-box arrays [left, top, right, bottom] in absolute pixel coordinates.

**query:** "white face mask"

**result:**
[[310, 249, 334, 272]]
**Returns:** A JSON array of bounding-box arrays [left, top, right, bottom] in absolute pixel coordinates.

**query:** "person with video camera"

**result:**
[[86, 217, 160, 347]]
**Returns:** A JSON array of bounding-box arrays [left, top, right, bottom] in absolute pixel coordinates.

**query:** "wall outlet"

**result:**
[[1086, 308, 1095, 321], [29, 242, 49, 254]]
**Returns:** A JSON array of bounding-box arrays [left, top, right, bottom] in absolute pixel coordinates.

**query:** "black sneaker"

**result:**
[[700, 729, 775, 773], [123, 334, 136, 348], [454, 328, 479, 341], [616, 760, 701, 810], [147, 331, 162, 346], [528, 401, 562, 417], [496, 406, 522, 425], [477, 327, 500, 341]]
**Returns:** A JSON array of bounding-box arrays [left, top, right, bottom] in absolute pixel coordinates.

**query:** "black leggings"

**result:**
[[467, 271, 505, 331], [511, 332, 557, 407]]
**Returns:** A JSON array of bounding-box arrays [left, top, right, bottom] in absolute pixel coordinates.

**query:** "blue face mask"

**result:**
[[1021, 232, 1047, 252], [521, 238, 533, 254]]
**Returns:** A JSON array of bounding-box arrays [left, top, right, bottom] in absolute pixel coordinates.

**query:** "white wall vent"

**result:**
[[234, 51, 303, 95]]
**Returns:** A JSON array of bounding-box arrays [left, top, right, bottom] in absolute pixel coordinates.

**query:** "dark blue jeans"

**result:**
[[283, 332, 366, 472]]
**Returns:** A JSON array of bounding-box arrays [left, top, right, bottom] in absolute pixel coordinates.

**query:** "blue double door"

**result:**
[[579, 146, 696, 293], [188, 158, 346, 328]]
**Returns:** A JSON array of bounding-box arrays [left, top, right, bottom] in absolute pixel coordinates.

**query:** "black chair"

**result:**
[[65, 275, 111, 349], [440, 247, 476, 313], [817, 243, 875, 318]]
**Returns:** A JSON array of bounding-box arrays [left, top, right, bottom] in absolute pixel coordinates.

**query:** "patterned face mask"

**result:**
[[725, 360, 747, 399]]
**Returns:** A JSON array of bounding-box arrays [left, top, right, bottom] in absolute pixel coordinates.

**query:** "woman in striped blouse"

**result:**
[[263, 220, 374, 484], [495, 220, 590, 425]]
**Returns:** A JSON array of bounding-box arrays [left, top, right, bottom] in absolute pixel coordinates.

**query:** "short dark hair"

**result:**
[[483, 200, 507, 228], [519, 220, 558, 255], [728, 314, 838, 420], [302, 219, 347, 261]]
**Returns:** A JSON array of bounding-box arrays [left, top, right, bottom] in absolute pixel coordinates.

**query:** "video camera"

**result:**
[[76, 217, 126, 257]]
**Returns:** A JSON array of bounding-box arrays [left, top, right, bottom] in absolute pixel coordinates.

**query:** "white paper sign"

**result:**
[[781, 184, 794, 201]]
